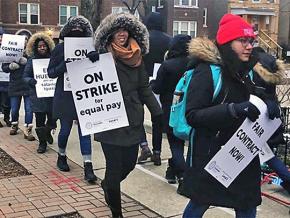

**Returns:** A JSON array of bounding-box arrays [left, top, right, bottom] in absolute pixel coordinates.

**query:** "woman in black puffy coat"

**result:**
[[23, 32, 56, 153]]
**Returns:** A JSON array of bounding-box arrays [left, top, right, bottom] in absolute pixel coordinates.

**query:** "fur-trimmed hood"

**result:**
[[60, 16, 93, 39], [188, 37, 285, 85], [94, 13, 149, 55], [26, 32, 55, 57]]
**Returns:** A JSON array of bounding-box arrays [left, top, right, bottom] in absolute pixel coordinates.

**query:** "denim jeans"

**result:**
[[183, 200, 257, 218], [167, 131, 186, 174], [267, 156, 290, 182], [58, 119, 91, 155], [10, 96, 33, 124]]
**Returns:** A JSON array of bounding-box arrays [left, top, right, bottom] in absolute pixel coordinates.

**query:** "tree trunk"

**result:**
[[81, 0, 103, 31]]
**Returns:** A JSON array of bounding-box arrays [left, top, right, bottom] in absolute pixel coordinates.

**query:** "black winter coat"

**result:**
[[47, 43, 78, 121], [23, 58, 54, 113], [151, 56, 189, 132], [143, 30, 171, 76], [2, 62, 30, 97], [94, 59, 162, 146], [185, 63, 261, 209]]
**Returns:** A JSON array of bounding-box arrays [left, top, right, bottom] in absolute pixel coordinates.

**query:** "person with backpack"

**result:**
[[23, 32, 56, 154], [92, 12, 162, 218], [47, 16, 97, 184], [0, 28, 11, 128], [1, 32, 35, 140], [137, 12, 172, 165], [182, 14, 277, 217], [150, 34, 191, 194]]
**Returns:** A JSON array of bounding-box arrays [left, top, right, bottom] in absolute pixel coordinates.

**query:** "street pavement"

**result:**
[[5, 106, 290, 217]]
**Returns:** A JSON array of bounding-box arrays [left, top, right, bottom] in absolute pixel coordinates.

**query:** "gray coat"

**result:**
[[94, 60, 162, 146]]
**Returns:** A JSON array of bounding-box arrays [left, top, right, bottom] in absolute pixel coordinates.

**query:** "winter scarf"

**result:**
[[108, 38, 142, 67]]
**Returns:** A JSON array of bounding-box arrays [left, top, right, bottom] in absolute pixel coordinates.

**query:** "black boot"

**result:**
[[0, 121, 3, 128], [281, 181, 290, 195], [45, 126, 54, 144], [165, 159, 177, 184], [36, 127, 47, 154], [3, 110, 11, 127], [101, 180, 123, 218], [57, 153, 70, 172], [84, 162, 97, 183]]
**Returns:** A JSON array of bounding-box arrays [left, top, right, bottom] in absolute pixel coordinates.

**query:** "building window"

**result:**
[[173, 21, 197, 37], [174, 0, 198, 7], [111, 7, 139, 19], [203, 8, 207, 27], [19, 3, 39, 25], [267, 0, 275, 2], [252, 0, 261, 2], [59, 5, 78, 26], [158, 0, 164, 8]]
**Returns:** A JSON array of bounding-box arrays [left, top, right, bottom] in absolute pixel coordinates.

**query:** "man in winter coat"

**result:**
[[47, 16, 97, 183], [183, 14, 280, 217], [0, 28, 11, 127], [137, 12, 172, 165]]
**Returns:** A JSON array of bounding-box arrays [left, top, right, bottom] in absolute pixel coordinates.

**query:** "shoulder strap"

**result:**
[[210, 65, 222, 101], [249, 70, 253, 80]]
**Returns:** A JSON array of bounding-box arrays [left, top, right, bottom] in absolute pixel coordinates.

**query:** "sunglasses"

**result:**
[[236, 38, 255, 47]]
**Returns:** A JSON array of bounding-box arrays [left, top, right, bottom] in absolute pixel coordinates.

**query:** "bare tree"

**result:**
[[81, 0, 103, 30]]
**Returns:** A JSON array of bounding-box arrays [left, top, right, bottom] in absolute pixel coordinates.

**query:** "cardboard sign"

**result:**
[[33, 59, 57, 98], [66, 53, 129, 136], [64, 37, 95, 91], [0, 34, 25, 62], [149, 63, 161, 107], [0, 63, 9, 82], [205, 95, 281, 188]]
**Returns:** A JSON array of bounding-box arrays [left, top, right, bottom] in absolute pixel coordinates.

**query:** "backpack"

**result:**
[[169, 64, 253, 141]]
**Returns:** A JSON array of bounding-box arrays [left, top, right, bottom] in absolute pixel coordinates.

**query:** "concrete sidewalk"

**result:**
[[0, 127, 161, 218]]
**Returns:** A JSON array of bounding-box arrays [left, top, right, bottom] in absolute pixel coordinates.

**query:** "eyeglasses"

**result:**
[[236, 38, 255, 47]]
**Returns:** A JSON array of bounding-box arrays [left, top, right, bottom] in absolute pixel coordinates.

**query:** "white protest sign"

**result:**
[[0, 34, 25, 62], [0, 63, 9, 82], [66, 52, 129, 136], [64, 37, 95, 91], [33, 59, 57, 98], [205, 95, 281, 188], [149, 63, 162, 107], [259, 143, 275, 164]]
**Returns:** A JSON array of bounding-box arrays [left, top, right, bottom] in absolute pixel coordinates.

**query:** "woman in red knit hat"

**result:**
[[181, 14, 280, 218]]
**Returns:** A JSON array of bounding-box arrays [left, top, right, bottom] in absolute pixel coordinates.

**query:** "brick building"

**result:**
[[0, 0, 81, 38]]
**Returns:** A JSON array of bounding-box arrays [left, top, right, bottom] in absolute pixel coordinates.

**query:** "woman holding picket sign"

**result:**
[[182, 14, 283, 217], [23, 32, 56, 154], [86, 13, 162, 218], [47, 16, 97, 184]]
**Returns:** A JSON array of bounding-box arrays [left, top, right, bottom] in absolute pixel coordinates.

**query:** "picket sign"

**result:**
[[64, 37, 95, 91], [66, 52, 129, 136], [0, 34, 25, 62], [205, 95, 281, 188]]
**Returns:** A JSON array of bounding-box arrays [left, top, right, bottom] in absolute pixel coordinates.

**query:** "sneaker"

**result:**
[[10, 122, 18, 135], [165, 166, 177, 184], [57, 154, 70, 172], [137, 147, 152, 163], [281, 181, 290, 195], [151, 153, 161, 166]]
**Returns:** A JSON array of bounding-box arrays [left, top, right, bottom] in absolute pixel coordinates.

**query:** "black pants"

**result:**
[[101, 143, 139, 191], [0, 91, 10, 117], [35, 112, 57, 128], [152, 116, 163, 152]]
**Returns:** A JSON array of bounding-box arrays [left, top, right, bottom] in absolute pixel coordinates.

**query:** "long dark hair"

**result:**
[[217, 42, 252, 81]]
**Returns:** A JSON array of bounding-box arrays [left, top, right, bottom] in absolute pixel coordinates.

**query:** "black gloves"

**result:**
[[86, 51, 99, 62], [229, 101, 260, 122], [264, 99, 280, 120], [247, 54, 259, 70], [28, 78, 37, 86]]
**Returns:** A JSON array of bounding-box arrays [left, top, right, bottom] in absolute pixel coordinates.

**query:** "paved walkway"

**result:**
[[0, 127, 161, 218]]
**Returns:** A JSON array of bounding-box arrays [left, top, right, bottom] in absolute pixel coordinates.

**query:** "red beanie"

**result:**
[[216, 14, 255, 45]]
